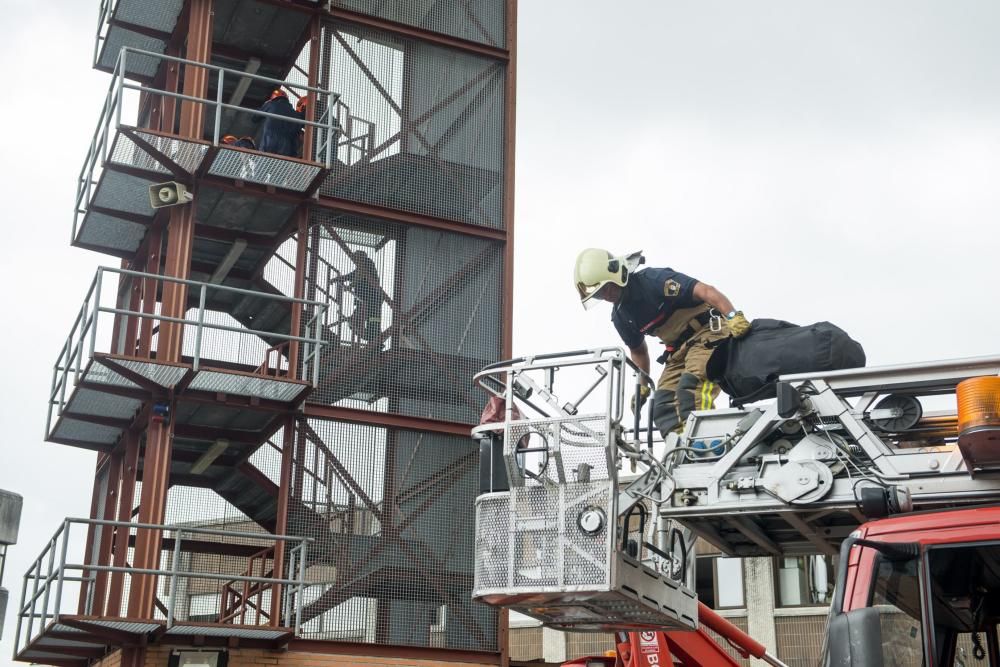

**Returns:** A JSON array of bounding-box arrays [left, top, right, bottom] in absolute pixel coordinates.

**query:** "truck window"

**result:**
[[870, 556, 925, 666], [927, 544, 1000, 666], [952, 628, 998, 665]]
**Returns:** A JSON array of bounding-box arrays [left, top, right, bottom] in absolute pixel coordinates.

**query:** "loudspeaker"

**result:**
[[148, 181, 193, 209]]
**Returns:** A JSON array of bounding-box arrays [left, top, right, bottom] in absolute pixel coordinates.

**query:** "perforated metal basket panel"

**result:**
[[288, 417, 496, 651], [330, 0, 506, 47], [504, 416, 613, 486], [318, 20, 505, 228], [474, 493, 510, 591], [304, 210, 503, 423], [474, 483, 612, 595], [208, 149, 321, 192], [562, 483, 613, 587]]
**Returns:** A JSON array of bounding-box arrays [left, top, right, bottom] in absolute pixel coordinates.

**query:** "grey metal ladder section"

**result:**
[[661, 355, 1000, 557]]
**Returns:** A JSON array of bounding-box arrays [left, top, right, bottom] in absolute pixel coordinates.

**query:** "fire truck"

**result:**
[[471, 349, 1000, 666]]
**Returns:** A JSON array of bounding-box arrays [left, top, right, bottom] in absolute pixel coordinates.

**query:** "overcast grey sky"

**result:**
[[2, 0, 1000, 663]]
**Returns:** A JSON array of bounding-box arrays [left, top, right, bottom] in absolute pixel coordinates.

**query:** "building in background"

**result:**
[[13, 1, 514, 666], [0, 489, 23, 640]]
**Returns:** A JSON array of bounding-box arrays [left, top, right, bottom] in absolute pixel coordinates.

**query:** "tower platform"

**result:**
[[47, 267, 327, 452], [75, 47, 340, 260], [13, 519, 309, 666]]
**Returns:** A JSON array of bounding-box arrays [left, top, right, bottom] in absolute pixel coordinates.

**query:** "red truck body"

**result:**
[[842, 505, 1000, 611], [565, 506, 1000, 667]]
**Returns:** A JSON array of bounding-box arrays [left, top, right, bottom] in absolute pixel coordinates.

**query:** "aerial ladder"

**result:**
[[471, 349, 1000, 666]]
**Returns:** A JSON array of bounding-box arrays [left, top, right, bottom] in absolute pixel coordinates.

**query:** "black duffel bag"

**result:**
[[706, 319, 866, 405]]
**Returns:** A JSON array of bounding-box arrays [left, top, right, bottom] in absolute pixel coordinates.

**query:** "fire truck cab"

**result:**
[[828, 506, 1000, 666]]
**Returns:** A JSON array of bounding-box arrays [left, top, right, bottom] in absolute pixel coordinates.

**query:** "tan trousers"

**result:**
[[651, 322, 730, 435]]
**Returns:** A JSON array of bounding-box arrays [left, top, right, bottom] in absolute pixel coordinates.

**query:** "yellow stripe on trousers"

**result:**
[[700, 381, 714, 410]]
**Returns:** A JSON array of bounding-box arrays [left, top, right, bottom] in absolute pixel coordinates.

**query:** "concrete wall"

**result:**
[[0, 488, 21, 640]]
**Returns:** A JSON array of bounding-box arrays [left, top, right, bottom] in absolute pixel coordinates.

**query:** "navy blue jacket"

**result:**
[[612, 267, 702, 349], [255, 96, 304, 156]]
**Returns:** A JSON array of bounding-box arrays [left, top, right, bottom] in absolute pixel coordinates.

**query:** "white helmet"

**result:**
[[574, 248, 644, 309]]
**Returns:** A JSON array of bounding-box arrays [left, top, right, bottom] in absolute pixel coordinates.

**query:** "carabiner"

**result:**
[[709, 308, 723, 333]]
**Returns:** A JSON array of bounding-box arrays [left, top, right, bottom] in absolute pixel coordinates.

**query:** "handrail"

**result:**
[[14, 518, 311, 658], [47, 267, 328, 438], [472, 347, 659, 451], [93, 0, 115, 68]]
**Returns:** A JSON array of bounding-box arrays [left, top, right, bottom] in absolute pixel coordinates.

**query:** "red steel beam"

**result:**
[[270, 418, 296, 624], [496, 2, 517, 663], [502, 0, 517, 365], [127, 411, 175, 617], [302, 403, 473, 437], [325, 7, 508, 62]]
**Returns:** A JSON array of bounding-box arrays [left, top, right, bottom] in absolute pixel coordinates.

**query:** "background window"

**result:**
[[775, 555, 834, 607], [695, 556, 745, 609]]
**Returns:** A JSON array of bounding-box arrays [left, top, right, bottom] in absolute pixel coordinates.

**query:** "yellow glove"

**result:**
[[727, 311, 751, 338], [631, 385, 651, 413]]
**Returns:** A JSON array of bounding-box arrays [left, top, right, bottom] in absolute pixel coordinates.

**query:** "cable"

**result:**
[[668, 527, 688, 582], [972, 632, 986, 660], [621, 502, 647, 553]]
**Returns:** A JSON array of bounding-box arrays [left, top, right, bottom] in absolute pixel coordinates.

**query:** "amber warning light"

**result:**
[[957, 376, 1000, 472]]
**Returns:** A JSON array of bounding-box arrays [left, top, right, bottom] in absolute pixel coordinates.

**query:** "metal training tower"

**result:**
[[16, 1, 515, 666]]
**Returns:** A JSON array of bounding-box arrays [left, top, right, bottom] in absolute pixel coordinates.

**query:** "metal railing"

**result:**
[[92, 0, 117, 69], [75, 45, 342, 241], [14, 518, 310, 657], [332, 98, 376, 166], [473, 348, 658, 450], [47, 266, 328, 437]]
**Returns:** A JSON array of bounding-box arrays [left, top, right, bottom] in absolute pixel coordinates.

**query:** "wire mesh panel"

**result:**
[[475, 416, 614, 595], [318, 20, 506, 228], [567, 632, 617, 660], [330, 0, 506, 47], [509, 626, 543, 662], [286, 417, 497, 651], [775, 615, 828, 667], [303, 209, 504, 423], [159, 487, 278, 626]]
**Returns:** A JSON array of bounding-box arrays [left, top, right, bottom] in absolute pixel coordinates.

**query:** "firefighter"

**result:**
[[221, 135, 257, 149], [574, 248, 752, 436], [254, 88, 305, 157], [330, 250, 384, 345]]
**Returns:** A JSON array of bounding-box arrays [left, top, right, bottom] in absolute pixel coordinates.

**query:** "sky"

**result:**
[[2, 0, 1000, 663]]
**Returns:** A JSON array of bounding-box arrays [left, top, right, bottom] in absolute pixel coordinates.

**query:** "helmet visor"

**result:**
[[577, 281, 612, 310]]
